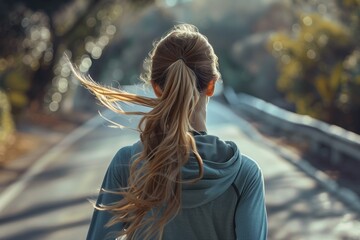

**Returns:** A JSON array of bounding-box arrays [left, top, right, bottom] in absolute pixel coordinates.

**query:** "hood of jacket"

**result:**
[[130, 134, 241, 209], [181, 134, 241, 208]]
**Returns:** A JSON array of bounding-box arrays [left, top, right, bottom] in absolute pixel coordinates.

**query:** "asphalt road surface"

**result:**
[[0, 95, 359, 240]]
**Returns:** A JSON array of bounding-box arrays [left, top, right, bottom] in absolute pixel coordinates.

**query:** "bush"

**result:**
[[0, 90, 15, 161]]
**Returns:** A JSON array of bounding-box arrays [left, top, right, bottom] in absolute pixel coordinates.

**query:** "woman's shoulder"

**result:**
[[233, 154, 264, 193], [111, 140, 142, 165], [240, 154, 262, 175], [107, 141, 142, 186]]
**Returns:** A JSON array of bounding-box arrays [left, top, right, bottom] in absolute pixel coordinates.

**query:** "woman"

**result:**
[[73, 24, 267, 240]]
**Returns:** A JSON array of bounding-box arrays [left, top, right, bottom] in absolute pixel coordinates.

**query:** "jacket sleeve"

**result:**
[[234, 158, 268, 240], [87, 147, 131, 240]]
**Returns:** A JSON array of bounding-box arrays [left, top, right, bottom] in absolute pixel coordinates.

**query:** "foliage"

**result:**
[[269, 3, 360, 132], [0, 90, 15, 159], [0, 1, 91, 115], [0, 0, 154, 155], [0, 0, 154, 115]]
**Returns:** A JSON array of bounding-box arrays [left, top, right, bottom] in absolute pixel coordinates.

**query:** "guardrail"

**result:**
[[223, 87, 360, 165]]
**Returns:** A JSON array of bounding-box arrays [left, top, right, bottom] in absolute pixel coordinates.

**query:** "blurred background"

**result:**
[[0, 0, 359, 163], [0, 0, 360, 239]]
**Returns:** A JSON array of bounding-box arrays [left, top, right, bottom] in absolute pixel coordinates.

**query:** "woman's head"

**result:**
[[143, 24, 220, 96]]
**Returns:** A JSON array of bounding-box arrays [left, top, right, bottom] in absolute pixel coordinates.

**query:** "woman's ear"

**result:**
[[205, 79, 216, 97], [151, 81, 162, 98]]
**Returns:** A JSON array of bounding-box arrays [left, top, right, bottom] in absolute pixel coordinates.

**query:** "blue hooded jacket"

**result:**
[[87, 133, 267, 240]]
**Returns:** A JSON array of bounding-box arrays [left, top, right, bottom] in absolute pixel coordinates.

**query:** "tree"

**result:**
[[0, 0, 154, 158], [0, 0, 156, 111], [268, 1, 360, 133], [0, 0, 98, 113], [0, 90, 15, 162]]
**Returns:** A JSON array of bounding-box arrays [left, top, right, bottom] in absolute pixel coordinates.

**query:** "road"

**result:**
[[0, 95, 359, 240]]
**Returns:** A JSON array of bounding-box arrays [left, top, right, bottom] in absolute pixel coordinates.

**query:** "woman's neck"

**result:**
[[190, 95, 208, 133]]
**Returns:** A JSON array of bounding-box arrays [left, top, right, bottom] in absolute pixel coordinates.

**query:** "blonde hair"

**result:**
[[71, 24, 220, 239]]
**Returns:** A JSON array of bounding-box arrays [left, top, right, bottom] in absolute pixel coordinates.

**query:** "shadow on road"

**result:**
[[4, 218, 89, 240], [0, 194, 95, 240], [0, 195, 95, 225], [0, 165, 25, 188], [265, 174, 359, 239]]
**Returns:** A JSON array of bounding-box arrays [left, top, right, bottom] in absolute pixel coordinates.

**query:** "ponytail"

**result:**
[[118, 59, 204, 239]]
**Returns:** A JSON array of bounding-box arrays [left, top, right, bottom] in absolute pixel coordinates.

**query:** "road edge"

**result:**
[[222, 90, 360, 214]]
